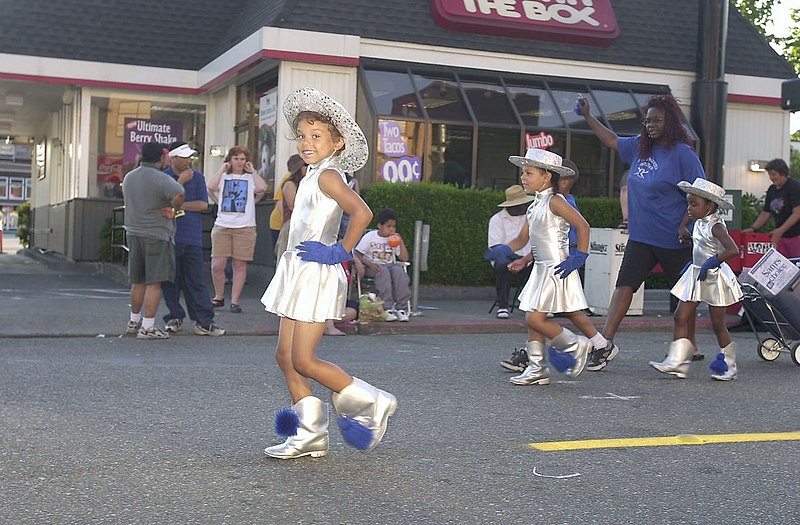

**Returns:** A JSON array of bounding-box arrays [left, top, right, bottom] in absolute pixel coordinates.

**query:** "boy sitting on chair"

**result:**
[[355, 208, 411, 322]]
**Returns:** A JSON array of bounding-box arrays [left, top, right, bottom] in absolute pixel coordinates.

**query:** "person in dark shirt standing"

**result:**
[[743, 158, 800, 258], [161, 142, 225, 336]]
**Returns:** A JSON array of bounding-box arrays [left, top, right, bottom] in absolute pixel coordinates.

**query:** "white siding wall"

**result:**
[[274, 61, 358, 184], [724, 103, 790, 197]]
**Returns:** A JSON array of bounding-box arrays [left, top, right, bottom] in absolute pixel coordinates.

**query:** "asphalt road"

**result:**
[[2, 331, 799, 524]]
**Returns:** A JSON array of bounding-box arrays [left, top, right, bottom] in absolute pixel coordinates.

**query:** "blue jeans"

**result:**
[[162, 243, 214, 327]]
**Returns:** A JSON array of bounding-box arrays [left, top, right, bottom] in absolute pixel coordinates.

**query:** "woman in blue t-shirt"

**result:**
[[576, 93, 706, 370]]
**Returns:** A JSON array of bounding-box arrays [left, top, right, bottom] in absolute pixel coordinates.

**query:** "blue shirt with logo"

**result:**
[[164, 167, 208, 247], [618, 136, 705, 249]]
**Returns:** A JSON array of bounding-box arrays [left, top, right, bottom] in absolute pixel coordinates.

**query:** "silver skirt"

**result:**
[[670, 263, 743, 307], [517, 261, 588, 313]]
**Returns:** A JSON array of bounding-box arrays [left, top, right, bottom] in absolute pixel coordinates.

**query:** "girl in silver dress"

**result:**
[[650, 179, 742, 380], [261, 88, 397, 459], [486, 149, 610, 386]]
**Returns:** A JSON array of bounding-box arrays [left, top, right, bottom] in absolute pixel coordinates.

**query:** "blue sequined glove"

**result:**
[[554, 250, 589, 279], [679, 261, 693, 276], [484, 244, 514, 265], [697, 255, 721, 281], [296, 241, 353, 265]]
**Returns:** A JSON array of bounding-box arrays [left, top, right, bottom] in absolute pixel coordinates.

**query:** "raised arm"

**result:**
[[577, 96, 619, 151]]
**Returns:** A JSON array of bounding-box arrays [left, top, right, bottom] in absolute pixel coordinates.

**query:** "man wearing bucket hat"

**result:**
[[487, 185, 534, 320], [650, 178, 742, 380]]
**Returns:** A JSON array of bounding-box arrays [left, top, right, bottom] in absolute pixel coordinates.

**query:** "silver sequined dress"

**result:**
[[670, 212, 743, 306], [261, 157, 347, 322], [517, 188, 588, 313]]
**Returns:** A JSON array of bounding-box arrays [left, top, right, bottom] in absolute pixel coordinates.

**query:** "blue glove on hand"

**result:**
[[697, 255, 721, 281], [296, 241, 353, 265], [484, 244, 514, 265], [553, 250, 589, 279], [679, 261, 693, 276]]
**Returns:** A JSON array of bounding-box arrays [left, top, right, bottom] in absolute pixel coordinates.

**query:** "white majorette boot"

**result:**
[[710, 342, 738, 381], [548, 328, 591, 378], [649, 338, 693, 378], [510, 341, 551, 385], [264, 396, 329, 459], [332, 377, 397, 451]]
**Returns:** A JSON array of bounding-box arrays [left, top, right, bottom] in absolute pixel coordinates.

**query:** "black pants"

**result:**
[[495, 263, 532, 308]]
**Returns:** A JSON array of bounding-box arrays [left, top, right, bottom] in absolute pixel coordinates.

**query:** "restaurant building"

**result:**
[[0, 0, 795, 260]]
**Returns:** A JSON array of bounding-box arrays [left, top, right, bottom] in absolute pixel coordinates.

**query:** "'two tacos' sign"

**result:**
[[430, 0, 620, 47]]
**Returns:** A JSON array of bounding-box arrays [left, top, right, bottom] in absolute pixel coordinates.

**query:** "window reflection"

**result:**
[[460, 79, 517, 125], [548, 86, 592, 130], [412, 73, 470, 121], [363, 70, 421, 118], [428, 123, 472, 187], [592, 89, 642, 134], [506, 83, 563, 129]]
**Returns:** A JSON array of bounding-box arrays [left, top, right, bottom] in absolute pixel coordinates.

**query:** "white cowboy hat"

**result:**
[[508, 148, 575, 177], [498, 185, 534, 207], [283, 87, 369, 172], [678, 178, 734, 210]]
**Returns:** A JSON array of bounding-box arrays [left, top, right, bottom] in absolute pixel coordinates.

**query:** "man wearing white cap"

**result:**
[[161, 141, 225, 336]]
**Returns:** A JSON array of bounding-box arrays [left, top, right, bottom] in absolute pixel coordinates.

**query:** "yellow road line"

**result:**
[[530, 431, 800, 451]]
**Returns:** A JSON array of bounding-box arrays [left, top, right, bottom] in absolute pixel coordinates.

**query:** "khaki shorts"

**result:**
[[211, 225, 257, 261], [127, 235, 175, 285]]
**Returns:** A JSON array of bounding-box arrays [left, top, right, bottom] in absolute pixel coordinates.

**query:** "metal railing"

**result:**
[[110, 206, 128, 264]]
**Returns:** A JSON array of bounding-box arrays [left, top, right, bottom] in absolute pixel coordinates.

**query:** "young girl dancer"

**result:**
[[486, 149, 609, 385], [649, 179, 742, 380], [261, 88, 397, 459]]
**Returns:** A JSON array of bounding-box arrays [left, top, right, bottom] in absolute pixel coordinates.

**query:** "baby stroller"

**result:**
[[738, 252, 800, 366]]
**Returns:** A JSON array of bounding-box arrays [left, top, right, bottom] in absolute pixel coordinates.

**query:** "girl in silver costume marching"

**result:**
[[650, 178, 742, 380], [486, 149, 610, 385], [261, 88, 396, 459]]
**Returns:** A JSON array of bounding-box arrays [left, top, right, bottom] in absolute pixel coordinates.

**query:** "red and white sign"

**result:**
[[525, 131, 554, 150], [430, 0, 619, 47]]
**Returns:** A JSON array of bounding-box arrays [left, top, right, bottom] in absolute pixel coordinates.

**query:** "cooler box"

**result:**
[[740, 232, 772, 268], [740, 249, 800, 336], [584, 228, 644, 316]]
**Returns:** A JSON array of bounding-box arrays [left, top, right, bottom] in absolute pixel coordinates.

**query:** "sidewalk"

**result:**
[[0, 247, 734, 339]]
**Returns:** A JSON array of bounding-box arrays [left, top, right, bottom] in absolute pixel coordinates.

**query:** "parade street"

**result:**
[[2, 330, 799, 524]]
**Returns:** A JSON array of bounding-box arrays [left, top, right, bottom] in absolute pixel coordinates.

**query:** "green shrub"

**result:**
[[16, 201, 31, 249], [359, 183, 768, 286]]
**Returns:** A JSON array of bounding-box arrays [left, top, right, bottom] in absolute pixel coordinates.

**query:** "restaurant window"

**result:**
[[375, 119, 426, 184], [0, 177, 7, 198], [363, 70, 422, 118], [476, 127, 519, 190], [548, 85, 593, 131], [429, 123, 472, 187], [412, 72, 471, 122], [9, 178, 23, 199], [459, 78, 518, 125], [89, 97, 206, 199], [569, 134, 609, 198], [505, 82, 564, 129], [24, 178, 31, 200], [592, 89, 643, 135]]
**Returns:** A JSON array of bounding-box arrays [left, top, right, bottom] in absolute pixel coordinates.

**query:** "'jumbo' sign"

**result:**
[[430, 0, 619, 46]]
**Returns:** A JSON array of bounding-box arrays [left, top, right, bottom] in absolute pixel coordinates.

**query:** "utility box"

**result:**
[[583, 228, 644, 316]]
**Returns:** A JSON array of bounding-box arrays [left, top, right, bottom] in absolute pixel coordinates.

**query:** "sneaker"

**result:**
[[586, 342, 620, 371], [165, 318, 183, 333], [194, 322, 226, 336], [500, 347, 529, 372], [382, 309, 398, 322], [136, 326, 170, 340], [396, 309, 410, 322], [496, 307, 509, 319], [126, 320, 142, 334]]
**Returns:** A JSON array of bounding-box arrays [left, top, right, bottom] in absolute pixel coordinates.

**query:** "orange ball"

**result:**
[[388, 235, 401, 248]]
